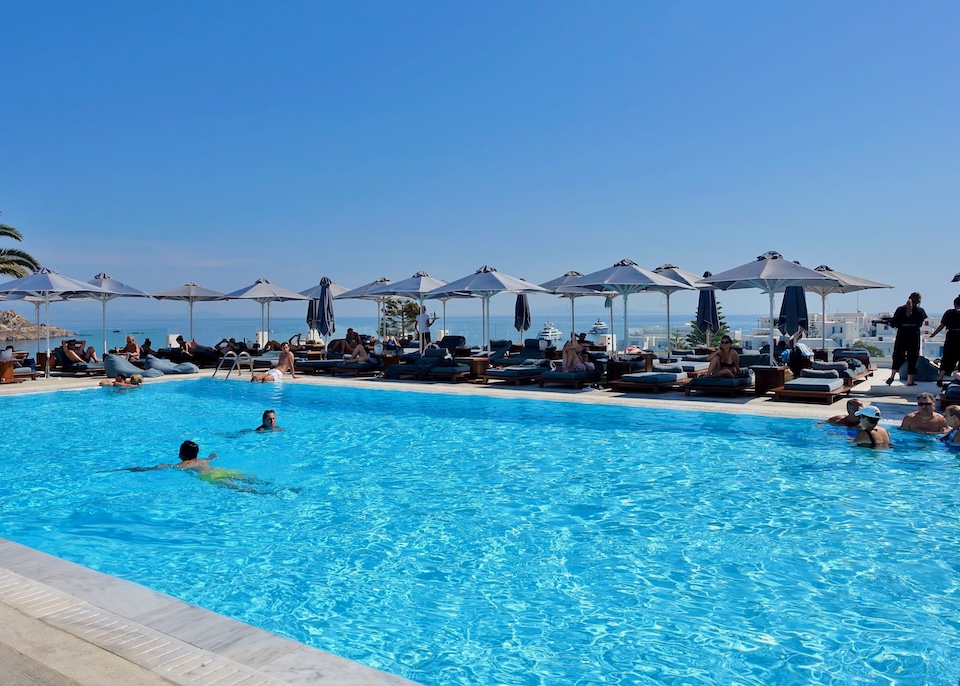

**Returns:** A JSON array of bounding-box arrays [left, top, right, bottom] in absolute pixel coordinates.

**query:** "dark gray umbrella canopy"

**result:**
[[777, 286, 809, 336], [653, 264, 707, 359], [226, 278, 308, 337], [702, 251, 841, 365], [513, 293, 532, 342], [0, 268, 112, 378], [695, 271, 721, 345], [316, 277, 337, 338], [153, 283, 227, 342], [337, 277, 393, 337], [84, 273, 152, 356], [809, 265, 891, 350]]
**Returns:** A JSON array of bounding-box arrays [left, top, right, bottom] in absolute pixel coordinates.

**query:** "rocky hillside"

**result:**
[[0, 310, 74, 341]]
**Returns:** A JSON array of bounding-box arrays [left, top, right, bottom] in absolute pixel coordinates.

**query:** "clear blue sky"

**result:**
[[1, 1, 957, 324]]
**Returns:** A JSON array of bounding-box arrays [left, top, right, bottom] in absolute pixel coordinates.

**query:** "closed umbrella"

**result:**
[[702, 251, 841, 365], [337, 277, 393, 338], [809, 266, 891, 351], [300, 278, 348, 342], [226, 278, 308, 342], [695, 271, 721, 347], [777, 285, 809, 337], [513, 293, 532, 343], [317, 277, 337, 338], [566, 259, 691, 358], [426, 266, 548, 352], [0, 268, 111, 378], [153, 283, 226, 342], [653, 264, 707, 360]]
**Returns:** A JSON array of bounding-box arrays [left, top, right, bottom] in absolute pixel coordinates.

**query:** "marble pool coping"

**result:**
[[0, 368, 931, 684]]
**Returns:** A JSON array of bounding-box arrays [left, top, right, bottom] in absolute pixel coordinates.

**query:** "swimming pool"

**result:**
[[1, 380, 958, 685]]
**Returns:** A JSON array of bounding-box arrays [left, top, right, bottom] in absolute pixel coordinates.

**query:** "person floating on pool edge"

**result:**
[[251, 342, 298, 382], [256, 409, 283, 432], [850, 406, 891, 448], [99, 373, 143, 388]]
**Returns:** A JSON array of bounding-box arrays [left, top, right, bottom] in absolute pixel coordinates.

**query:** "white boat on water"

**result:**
[[537, 322, 563, 342], [588, 319, 609, 335]]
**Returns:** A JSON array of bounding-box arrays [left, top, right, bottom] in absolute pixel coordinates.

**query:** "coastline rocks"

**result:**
[[0, 309, 73, 341]]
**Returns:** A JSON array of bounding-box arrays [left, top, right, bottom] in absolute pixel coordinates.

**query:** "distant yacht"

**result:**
[[588, 319, 609, 335], [537, 322, 563, 342]]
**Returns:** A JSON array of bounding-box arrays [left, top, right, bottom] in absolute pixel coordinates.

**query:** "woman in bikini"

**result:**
[[706, 336, 739, 378], [851, 406, 891, 448]]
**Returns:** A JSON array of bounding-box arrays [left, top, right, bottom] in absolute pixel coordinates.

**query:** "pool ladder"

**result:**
[[212, 351, 254, 379]]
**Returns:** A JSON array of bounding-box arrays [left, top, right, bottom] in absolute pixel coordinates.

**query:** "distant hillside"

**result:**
[[0, 309, 74, 341]]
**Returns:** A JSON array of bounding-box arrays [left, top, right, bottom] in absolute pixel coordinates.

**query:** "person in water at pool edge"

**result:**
[[152, 440, 250, 489], [256, 409, 283, 432]]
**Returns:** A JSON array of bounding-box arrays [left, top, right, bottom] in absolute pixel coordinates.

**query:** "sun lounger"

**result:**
[[52, 348, 106, 376], [612, 371, 690, 394], [328, 359, 384, 377], [385, 348, 456, 381], [940, 383, 960, 412], [538, 356, 606, 390], [684, 370, 755, 397], [296, 358, 347, 374], [492, 338, 546, 367], [772, 369, 847, 404], [482, 359, 552, 385]]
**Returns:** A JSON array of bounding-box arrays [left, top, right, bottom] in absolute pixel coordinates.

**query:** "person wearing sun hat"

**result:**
[[851, 405, 890, 448]]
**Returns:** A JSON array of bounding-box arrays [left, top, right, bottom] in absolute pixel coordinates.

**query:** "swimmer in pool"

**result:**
[[255, 409, 283, 432], [826, 398, 864, 427], [99, 373, 143, 388]]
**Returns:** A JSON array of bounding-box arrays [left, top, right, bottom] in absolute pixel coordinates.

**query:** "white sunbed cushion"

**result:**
[[783, 377, 845, 393]]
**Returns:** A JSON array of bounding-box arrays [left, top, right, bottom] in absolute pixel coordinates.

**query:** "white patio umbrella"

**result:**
[[809, 266, 892, 351], [540, 271, 606, 334], [337, 277, 393, 338], [653, 264, 708, 360], [82, 273, 152, 356], [153, 283, 227, 342], [0, 268, 112, 378], [367, 271, 449, 351], [426, 265, 548, 352], [565, 259, 691, 358], [702, 251, 842, 365], [225, 278, 308, 339]]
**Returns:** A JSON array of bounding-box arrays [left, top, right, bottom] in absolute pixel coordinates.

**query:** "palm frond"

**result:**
[[0, 248, 42, 278], [0, 223, 25, 241]]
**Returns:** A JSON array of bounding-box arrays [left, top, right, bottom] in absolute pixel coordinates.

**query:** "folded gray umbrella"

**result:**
[[777, 286, 809, 337], [317, 277, 337, 338], [513, 293, 532, 343], [695, 271, 721, 346]]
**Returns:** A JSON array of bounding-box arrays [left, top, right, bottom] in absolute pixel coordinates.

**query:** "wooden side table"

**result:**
[[752, 365, 786, 395], [465, 357, 490, 380]]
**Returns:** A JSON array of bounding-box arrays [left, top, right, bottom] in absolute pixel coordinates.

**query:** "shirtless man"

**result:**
[[251, 342, 297, 382], [256, 409, 283, 432], [900, 393, 949, 434], [827, 398, 864, 427], [706, 336, 739, 378], [61, 339, 99, 364]]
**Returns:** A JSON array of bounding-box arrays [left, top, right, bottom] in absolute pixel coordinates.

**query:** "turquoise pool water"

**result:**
[[1, 380, 958, 685]]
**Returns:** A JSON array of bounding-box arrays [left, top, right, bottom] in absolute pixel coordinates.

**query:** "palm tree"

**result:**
[[0, 213, 41, 278]]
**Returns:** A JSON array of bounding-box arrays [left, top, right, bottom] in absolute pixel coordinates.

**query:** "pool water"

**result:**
[[2, 380, 958, 685]]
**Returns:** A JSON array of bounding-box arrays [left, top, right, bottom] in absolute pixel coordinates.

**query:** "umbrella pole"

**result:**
[[665, 292, 672, 362], [45, 300, 51, 380], [570, 296, 576, 335], [442, 299, 448, 340], [101, 299, 108, 358], [34, 302, 41, 358], [821, 294, 827, 353], [189, 302, 194, 342], [768, 291, 776, 366], [622, 294, 629, 359], [609, 297, 615, 356]]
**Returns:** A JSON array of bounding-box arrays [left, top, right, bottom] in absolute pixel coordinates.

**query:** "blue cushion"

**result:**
[[690, 375, 752, 388], [105, 354, 163, 378], [943, 384, 960, 399], [486, 366, 545, 378], [144, 355, 199, 375], [783, 377, 845, 392], [812, 361, 848, 372], [620, 372, 685, 384], [800, 369, 840, 379], [652, 363, 684, 373]]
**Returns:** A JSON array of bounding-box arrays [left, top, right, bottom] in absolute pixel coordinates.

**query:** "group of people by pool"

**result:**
[[825, 394, 959, 448]]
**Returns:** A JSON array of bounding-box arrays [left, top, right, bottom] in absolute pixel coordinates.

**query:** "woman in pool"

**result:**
[[851, 406, 891, 448], [941, 406, 960, 446], [99, 373, 143, 388]]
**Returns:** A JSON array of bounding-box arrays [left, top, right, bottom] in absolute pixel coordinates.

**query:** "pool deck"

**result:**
[[0, 365, 935, 684]]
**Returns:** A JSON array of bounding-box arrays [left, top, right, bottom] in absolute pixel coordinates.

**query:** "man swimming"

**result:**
[[256, 409, 283, 432]]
